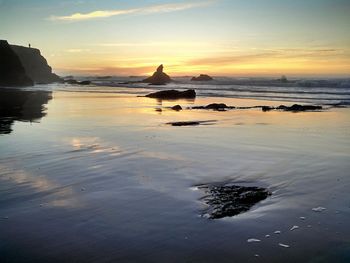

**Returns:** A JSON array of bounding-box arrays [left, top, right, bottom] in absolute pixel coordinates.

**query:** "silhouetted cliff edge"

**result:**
[[11, 44, 62, 84], [0, 40, 33, 87]]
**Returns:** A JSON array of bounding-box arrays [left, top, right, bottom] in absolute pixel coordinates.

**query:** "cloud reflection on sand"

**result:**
[[0, 164, 80, 208], [67, 137, 122, 155]]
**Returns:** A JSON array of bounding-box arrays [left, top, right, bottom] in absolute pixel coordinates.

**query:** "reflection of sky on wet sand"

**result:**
[[0, 164, 79, 208], [1, 90, 350, 262]]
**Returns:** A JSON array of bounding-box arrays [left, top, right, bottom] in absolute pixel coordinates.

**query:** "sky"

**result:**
[[1, 0, 350, 77]]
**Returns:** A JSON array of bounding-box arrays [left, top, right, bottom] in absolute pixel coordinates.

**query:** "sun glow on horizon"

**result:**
[[51, 42, 350, 77], [2, 0, 349, 77]]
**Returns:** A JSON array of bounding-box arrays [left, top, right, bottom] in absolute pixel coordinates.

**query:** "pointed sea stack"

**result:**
[[0, 40, 33, 87], [142, 64, 172, 85]]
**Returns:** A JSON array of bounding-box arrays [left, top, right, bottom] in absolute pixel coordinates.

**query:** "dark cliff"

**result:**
[[0, 40, 33, 87], [11, 44, 62, 84]]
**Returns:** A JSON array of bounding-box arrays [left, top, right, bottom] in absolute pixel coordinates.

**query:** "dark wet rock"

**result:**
[[188, 103, 323, 112], [142, 64, 172, 85], [166, 120, 216, 126], [146, 89, 196, 100], [197, 183, 271, 219], [262, 106, 274, 112], [167, 121, 200, 126], [192, 103, 235, 111], [191, 74, 213, 81], [10, 44, 62, 84], [0, 40, 33, 87], [277, 104, 322, 111], [171, 105, 182, 111]]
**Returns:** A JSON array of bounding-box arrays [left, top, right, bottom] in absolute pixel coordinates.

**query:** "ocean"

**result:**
[[0, 79, 350, 262]]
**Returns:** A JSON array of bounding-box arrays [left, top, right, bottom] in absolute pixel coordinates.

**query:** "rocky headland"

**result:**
[[0, 40, 33, 87], [0, 40, 62, 87], [11, 44, 61, 84]]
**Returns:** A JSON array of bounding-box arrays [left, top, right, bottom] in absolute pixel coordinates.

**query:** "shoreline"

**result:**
[[0, 87, 350, 262]]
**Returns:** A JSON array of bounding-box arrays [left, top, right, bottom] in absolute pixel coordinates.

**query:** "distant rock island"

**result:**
[[142, 64, 172, 85], [0, 40, 33, 87], [0, 40, 62, 87], [191, 74, 213, 81]]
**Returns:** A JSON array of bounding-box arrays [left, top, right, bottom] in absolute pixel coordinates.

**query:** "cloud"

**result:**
[[186, 48, 348, 67], [49, 1, 215, 22], [65, 48, 91, 53]]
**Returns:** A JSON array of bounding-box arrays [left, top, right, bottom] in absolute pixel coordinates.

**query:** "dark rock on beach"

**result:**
[[192, 103, 235, 111], [142, 64, 172, 85], [188, 103, 322, 112], [262, 106, 274, 112], [277, 104, 322, 112], [167, 121, 200, 126], [197, 183, 271, 219], [166, 120, 216, 126], [0, 40, 33, 87], [146, 89, 196, 100], [171, 105, 182, 111], [191, 74, 213, 81]]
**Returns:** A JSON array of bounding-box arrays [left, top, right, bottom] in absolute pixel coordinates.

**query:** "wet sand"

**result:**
[[1, 88, 350, 262]]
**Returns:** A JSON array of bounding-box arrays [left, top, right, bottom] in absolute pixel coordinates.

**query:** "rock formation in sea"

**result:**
[[191, 74, 213, 81], [261, 104, 322, 112], [0, 40, 33, 87], [64, 79, 91, 85], [278, 75, 288, 83], [192, 103, 235, 111], [145, 89, 196, 99], [142, 64, 172, 85], [166, 120, 216, 126], [11, 44, 62, 84], [277, 104, 322, 111]]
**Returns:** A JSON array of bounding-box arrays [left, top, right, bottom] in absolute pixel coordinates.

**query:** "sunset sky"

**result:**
[[1, 0, 350, 77]]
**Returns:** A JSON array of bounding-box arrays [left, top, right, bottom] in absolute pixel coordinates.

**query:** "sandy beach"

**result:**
[[1, 84, 350, 262], [2, 0, 350, 261]]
